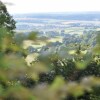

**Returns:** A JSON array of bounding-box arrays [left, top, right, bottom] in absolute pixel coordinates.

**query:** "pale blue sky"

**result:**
[[2, 0, 100, 14]]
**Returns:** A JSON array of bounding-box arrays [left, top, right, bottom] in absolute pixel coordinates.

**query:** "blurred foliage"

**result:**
[[27, 31, 38, 40], [0, 26, 100, 100]]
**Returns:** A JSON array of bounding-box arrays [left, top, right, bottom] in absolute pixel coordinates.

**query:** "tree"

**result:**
[[0, 1, 16, 32]]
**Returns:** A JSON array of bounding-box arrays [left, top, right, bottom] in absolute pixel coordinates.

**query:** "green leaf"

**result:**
[[75, 61, 87, 69]]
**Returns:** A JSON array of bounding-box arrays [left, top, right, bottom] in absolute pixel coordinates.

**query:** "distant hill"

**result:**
[[13, 12, 100, 21]]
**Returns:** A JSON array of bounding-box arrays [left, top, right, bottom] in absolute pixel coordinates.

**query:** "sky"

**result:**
[[2, 0, 100, 14]]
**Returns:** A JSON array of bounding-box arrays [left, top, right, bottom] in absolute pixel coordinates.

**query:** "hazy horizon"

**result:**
[[11, 11, 100, 15]]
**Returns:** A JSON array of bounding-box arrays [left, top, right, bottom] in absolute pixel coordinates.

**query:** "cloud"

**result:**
[[4, 2, 15, 6]]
